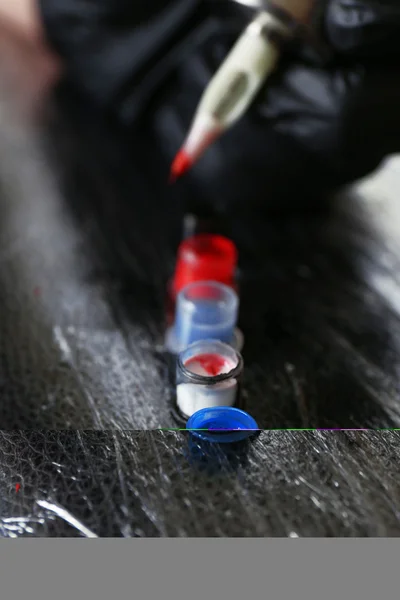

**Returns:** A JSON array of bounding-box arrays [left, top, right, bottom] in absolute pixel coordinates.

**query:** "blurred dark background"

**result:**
[[0, 1, 399, 430]]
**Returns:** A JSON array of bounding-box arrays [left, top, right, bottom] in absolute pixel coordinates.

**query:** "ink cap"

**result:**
[[172, 234, 237, 297], [174, 339, 244, 423], [165, 281, 244, 354], [186, 406, 259, 443]]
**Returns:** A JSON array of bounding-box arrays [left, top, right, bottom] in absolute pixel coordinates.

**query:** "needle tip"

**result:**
[[169, 149, 192, 184]]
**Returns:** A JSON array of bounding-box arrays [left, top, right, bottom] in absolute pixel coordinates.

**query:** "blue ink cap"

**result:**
[[186, 406, 259, 443]]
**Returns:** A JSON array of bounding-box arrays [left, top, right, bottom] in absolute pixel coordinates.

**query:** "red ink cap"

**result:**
[[172, 234, 237, 297]]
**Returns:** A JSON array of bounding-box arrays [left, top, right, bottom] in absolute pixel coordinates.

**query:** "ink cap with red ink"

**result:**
[[166, 233, 238, 318], [171, 339, 244, 426], [173, 234, 237, 294]]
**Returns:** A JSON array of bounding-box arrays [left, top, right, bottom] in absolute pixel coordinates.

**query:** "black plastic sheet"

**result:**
[[1, 431, 400, 537]]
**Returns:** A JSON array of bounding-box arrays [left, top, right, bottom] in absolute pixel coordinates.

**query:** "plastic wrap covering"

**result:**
[[1, 431, 400, 537]]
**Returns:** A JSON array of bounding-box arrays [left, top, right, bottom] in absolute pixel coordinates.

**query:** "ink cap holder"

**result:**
[[165, 280, 244, 354], [172, 339, 244, 426]]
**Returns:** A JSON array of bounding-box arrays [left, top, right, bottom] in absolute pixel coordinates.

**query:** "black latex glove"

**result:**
[[255, 0, 400, 193], [193, 0, 400, 217], [39, 0, 400, 216]]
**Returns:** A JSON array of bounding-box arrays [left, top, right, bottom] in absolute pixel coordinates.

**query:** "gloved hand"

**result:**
[[191, 0, 400, 218], [252, 0, 400, 199], [38, 0, 400, 216]]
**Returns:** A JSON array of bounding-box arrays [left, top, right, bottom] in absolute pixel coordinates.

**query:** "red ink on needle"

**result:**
[[169, 150, 192, 184], [15, 483, 20, 493]]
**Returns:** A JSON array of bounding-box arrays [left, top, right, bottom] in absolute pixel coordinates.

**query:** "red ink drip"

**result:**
[[15, 483, 20, 493], [185, 353, 231, 377], [169, 150, 192, 183]]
